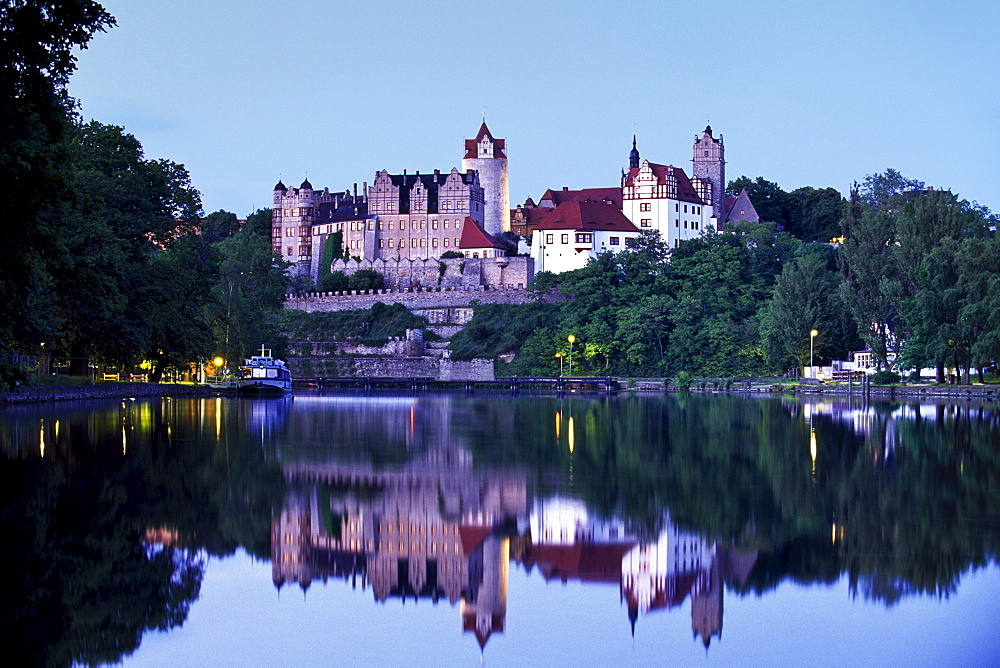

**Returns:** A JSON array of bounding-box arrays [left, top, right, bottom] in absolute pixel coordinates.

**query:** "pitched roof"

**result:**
[[624, 162, 705, 205], [316, 198, 369, 223], [459, 217, 506, 249], [721, 187, 760, 224], [542, 187, 623, 208], [534, 200, 640, 233], [463, 122, 507, 159]]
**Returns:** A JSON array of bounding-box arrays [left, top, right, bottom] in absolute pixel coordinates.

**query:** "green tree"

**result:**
[[761, 252, 848, 370], [347, 269, 385, 291], [0, 0, 114, 385], [860, 168, 924, 212], [244, 207, 272, 237], [212, 226, 290, 367], [785, 186, 845, 243], [839, 187, 899, 370]]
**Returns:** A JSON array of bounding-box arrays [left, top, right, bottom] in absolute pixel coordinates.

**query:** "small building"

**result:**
[[458, 217, 507, 258], [720, 187, 760, 227], [529, 200, 641, 274]]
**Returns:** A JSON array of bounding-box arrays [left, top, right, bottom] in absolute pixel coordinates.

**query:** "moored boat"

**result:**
[[238, 347, 292, 393]]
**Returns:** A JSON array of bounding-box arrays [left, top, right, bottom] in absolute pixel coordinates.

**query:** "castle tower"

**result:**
[[462, 122, 509, 237], [692, 125, 725, 220]]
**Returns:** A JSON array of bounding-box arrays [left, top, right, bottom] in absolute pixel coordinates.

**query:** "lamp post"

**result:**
[[810, 329, 819, 379], [555, 352, 563, 377], [567, 335, 575, 377]]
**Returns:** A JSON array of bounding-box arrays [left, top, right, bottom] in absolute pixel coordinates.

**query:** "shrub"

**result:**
[[869, 370, 901, 385], [347, 269, 384, 291], [440, 250, 464, 259], [320, 270, 350, 292], [674, 370, 693, 390]]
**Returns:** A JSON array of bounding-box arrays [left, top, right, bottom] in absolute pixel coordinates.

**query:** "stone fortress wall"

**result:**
[[327, 255, 532, 292]]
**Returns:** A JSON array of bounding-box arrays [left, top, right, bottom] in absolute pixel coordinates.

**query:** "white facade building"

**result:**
[[530, 200, 641, 274]]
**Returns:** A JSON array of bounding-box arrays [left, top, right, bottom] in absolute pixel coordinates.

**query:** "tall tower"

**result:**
[[692, 125, 725, 220], [462, 122, 509, 237]]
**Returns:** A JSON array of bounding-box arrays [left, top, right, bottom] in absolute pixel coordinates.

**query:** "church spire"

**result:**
[[629, 135, 640, 169]]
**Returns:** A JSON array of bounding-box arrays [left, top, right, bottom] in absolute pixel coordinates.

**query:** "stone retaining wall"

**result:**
[[285, 285, 560, 313], [291, 357, 494, 381]]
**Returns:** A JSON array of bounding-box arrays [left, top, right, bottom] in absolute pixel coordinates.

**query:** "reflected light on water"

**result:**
[[568, 416, 575, 453]]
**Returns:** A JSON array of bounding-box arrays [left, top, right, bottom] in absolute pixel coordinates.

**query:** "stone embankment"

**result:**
[[285, 285, 561, 313], [0, 382, 214, 405], [617, 379, 998, 400]]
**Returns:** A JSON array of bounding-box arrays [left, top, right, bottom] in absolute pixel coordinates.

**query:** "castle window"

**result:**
[[388, 222, 394, 230], [432, 220, 438, 229], [546, 234, 553, 244], [704, 150, 709, 156], [575, 233, 592, 243], [561, 234, 569, 244], [454, 238, 459, 246], [412, 239, 417, 247], [640, 202, 651, 212], [378, 222, 384, 230], [443, 238, 449, 246], [368, 222, 374, 230], [432, 238, 438, 247], [610, 237, 620, 245], [641, 219, 651, 227], [378, 239, 383, 248], [287, 247, 293, 256], [388, 239, 394, 248], [420, 239, 426, 247], [684, 205, 688, 214], [675, 219, 679, 227], [444, 221, 449, 229], [400, 221, 406, 230], [420, 221, 426, 230]]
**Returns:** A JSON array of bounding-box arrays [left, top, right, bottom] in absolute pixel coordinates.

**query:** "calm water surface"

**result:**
[[1, 392, 998, 666]]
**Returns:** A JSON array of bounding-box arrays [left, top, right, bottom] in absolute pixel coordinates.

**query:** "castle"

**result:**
[[272, 123, 510, 279], [274, 122, 758, 281]]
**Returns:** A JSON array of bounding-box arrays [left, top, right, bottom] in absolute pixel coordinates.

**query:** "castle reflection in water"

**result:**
[[268, 397, 757, 650]]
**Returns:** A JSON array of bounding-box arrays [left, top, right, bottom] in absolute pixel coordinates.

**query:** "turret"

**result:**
[[462, 122, 509, 236], [629, 135, 640, 169]]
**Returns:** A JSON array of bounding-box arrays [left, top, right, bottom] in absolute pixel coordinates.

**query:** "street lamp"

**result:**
[[555, 352, 564, 377], [567, 335, 576, 377], [810, 329, 819, 379]]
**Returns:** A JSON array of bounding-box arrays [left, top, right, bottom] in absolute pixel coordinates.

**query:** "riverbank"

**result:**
[[0, 382, 216, 405], [664, 380, 999, 400]]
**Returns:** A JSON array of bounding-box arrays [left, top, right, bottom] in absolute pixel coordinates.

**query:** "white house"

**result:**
[[530, 200, 642, 274]]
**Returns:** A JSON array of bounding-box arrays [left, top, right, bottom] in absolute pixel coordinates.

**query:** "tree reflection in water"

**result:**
[[1, 393, 997, 662]]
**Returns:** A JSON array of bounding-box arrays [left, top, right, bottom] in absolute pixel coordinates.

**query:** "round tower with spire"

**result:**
[[692, 125, 725, 220], [462, 122, 509, 236]]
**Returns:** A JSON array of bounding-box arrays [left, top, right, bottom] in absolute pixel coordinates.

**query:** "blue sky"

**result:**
[[69, 0, 999, 217]]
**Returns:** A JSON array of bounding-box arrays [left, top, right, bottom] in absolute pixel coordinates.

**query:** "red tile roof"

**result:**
[[535, 200, 640, 233], [463, 122, 507, 159], [624, 162, 705, 205], [458, 525, 493, 555], [543, 187, 623, 208], [458, 217, 506, 249], [525, 542, 636, 583]]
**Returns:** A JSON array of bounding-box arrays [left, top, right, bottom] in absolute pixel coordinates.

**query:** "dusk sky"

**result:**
[[69, 0, 998, 218]]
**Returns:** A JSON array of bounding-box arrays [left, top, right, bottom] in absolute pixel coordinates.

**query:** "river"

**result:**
[[1, 391, 998, 665]]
